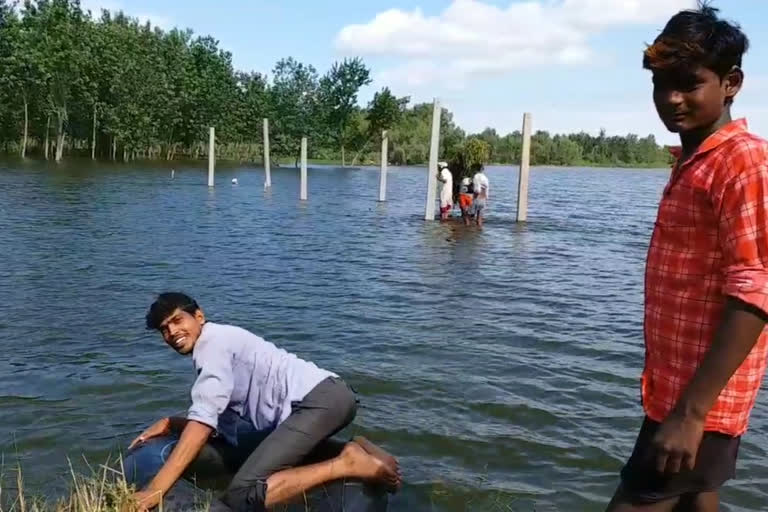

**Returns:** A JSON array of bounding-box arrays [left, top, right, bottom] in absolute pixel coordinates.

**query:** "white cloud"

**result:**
[[563, 0, 695, 29], [451, 101, 680, 144], [80, 0, 171, 29], [336, 0, 695, 88]]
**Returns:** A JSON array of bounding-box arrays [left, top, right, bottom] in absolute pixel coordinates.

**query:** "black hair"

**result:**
[[145, 292, 200, 330], [643, 1, 749, 78]]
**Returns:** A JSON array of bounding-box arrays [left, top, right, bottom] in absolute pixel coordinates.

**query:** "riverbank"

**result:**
[[0, 152, 672, 170], [1, 463, 524, 512], [277, 157, 673, 169]]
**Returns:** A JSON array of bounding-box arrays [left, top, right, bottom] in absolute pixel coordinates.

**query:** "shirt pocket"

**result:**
[[658, 182, 712, 228]]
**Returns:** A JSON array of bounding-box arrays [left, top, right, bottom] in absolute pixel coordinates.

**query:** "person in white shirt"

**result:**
[[437, 162, 454, 221], [472, 168, 490, 228], [130, 293, 401, 512]]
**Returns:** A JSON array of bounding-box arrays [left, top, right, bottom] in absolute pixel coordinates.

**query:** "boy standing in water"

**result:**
[[459, 176, 474, 225], [607, 5, 768, 512]]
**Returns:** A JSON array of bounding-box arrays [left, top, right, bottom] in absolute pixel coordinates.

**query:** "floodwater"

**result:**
[[1, 160, 766, 511]]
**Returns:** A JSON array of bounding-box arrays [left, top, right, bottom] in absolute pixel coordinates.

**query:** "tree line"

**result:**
[[0, 0, 673, 168]]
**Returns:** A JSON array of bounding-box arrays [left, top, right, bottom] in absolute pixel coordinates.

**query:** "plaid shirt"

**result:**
[[642, 119, 768, 436]]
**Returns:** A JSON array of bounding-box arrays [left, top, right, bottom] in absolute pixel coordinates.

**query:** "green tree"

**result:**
[[0, 1, 21, 153], [549, 135, 582, 166], [318, 57, 371, 166], [1, 0, 48, 157], [24, 0, 89, 162], [270, 57, 319, 166], [476, 128, 500, 163], [367, 88, 407, 136], [448, 137, 491, 199], [346, 87, 408, 165], [0, 2, 674, 168]]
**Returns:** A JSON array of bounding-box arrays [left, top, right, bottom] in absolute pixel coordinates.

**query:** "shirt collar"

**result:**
[[192, 322, 212, 356], [669, 118, 748, 162]]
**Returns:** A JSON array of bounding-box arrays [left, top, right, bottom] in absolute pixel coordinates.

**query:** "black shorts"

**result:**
[[619, 417, 741, 504]]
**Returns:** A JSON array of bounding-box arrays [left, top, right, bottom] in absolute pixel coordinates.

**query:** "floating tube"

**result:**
[[122, 435, 389, 512]]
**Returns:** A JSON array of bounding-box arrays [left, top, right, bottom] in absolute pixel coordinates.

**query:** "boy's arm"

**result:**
[[133, 348, 235, 510], [134, 420, 213, 509], [652, 298, 766, 474], [676, 298, 767, 417], [654, 158, 768, 474], [168, 416, 190, 432]]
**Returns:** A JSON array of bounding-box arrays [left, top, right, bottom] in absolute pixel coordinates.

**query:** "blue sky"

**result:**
[[82, 0, 768, 145]]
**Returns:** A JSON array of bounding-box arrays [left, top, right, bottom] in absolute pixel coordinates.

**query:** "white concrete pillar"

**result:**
[[263, 118, 271, 188], [300, 136, 308, 201], [208, 127, 215, 187], [378, 130, 388, 202], [424, 99, 442, 221], [516, 113, 532, 222]]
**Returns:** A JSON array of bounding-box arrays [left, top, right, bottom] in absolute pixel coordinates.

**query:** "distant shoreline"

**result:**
[[0, 155, 672, 171], [292, 159, 673, 170]]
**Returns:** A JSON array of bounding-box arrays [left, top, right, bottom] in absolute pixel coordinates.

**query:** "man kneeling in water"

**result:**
[[129, 292, 401, 511]]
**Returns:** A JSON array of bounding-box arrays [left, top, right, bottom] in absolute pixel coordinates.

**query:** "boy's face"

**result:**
[[158, 307, 205, 355], [652, 65, 742, 134]]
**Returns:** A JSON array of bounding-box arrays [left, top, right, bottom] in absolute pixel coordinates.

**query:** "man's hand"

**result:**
[[651, 411, 705, 474], [138, 420, 213, 504], [129, 488, 163, 512], [128, 418, 170, 450]]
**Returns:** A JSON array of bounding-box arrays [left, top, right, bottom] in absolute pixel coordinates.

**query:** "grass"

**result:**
[[0, 457, 343, 512], [0, 458, 537, 512], [0, 456, 212, 512]]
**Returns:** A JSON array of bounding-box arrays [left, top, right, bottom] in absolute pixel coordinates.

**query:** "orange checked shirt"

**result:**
[[642, 119, 768, 437]]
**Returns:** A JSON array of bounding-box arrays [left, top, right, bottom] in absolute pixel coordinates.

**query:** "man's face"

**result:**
[[652, 65, 741, 134], [158, 308, 205, 355]]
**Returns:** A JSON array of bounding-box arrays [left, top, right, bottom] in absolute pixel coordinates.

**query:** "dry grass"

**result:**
[[1, 457, 534, 512], [0, 456, 188, 512]]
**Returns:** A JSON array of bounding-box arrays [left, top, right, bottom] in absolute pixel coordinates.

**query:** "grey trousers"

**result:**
[[220, 377, 358, 512]]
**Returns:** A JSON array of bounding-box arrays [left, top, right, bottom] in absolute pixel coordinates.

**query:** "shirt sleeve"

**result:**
[[716, 160, 768, 314], [187, 347, 235, 431]]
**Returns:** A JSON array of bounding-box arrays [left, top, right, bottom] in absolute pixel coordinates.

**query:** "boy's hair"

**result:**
[[643, 2, 749, 78], [145, 292, 200, 330]]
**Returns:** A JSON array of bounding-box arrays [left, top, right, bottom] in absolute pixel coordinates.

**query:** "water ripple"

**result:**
[[0, 162, 765, 511]]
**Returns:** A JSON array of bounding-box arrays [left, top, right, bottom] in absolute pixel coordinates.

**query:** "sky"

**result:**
[[80, 0, 768, 145]]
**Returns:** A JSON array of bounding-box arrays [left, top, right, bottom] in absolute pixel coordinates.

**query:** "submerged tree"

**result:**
[[448, 137, 491, 201]]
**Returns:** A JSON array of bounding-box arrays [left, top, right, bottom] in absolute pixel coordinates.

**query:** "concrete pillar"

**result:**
[[516, 113, 532, 222], [263, 118, 271, 188], [378, 130, 388, 202], [300, 137, 308, 201], [424, 99, 442, 221], [207, 127, 215, 187]]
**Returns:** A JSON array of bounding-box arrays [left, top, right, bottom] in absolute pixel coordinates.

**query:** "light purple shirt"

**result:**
[[187, 322, 335, 444]]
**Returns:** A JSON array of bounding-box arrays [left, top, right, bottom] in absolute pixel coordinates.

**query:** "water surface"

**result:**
[[0, 160, 766, 511]]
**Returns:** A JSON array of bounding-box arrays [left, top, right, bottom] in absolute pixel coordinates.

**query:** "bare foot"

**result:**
[[352, 437, 402, 492], [340, 442, 400, 491], [353, 437, 400, 476]]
